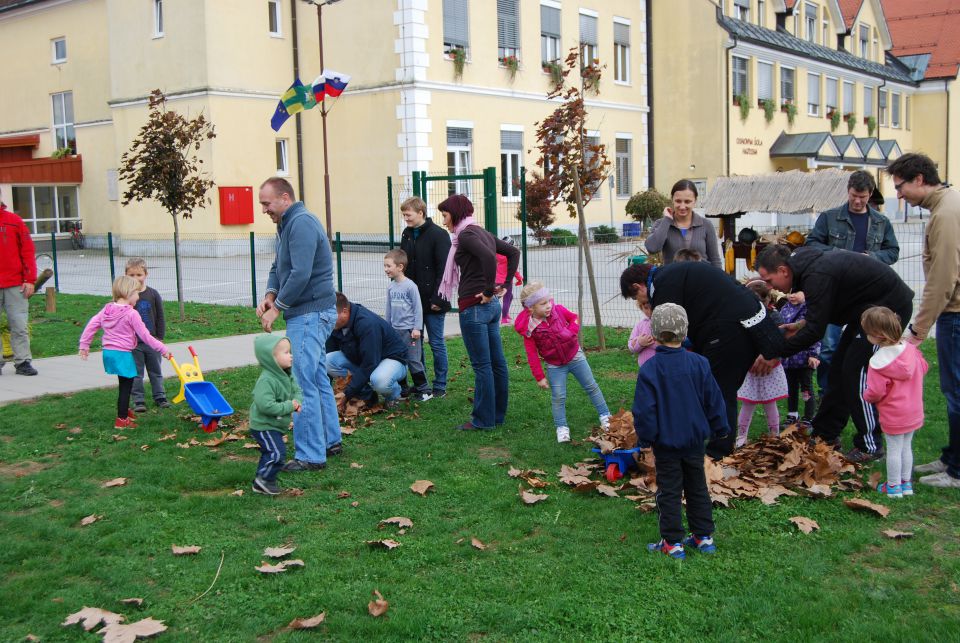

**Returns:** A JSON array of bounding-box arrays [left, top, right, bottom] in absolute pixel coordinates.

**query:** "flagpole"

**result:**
[[309, 0, 342, 240]]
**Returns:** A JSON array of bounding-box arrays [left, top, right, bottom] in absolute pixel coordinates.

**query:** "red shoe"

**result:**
[[127, 409, 137, 420], [114, 417, 137, 429]]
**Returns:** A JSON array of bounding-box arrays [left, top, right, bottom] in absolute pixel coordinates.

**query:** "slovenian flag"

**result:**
[[321, 69, 350, 97], [270, 77, 318, 131]]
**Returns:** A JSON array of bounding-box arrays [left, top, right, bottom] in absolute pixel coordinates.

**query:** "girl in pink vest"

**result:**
[[862, 306, 929, 498], [514, 281, 610, 443]]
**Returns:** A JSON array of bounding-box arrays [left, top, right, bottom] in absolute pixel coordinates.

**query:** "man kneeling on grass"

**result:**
[[632, 303, 730, 560]]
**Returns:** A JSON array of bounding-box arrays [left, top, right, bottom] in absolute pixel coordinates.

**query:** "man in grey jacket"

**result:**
[[805, 170, 900, 395], [257, 177, 341, 472]]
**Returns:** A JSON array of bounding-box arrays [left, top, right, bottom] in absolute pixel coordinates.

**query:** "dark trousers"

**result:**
[[698, 322, 759, 459], [785, 367, 817, 420], [653, 446, 715, 543], [252, 429, 286, 482], [117, 376, 133, 418], [936, 312, 960, 477], [132, 342, 166, 403]]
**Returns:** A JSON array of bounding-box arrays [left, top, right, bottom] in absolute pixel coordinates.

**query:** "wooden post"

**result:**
[[45, 287, 56, 313]]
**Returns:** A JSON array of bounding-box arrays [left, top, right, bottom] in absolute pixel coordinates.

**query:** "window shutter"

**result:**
[[843, 81, 854, 113], [443, 0, 469, 48], [614, 22, 629, 46], [541, 5, 560, 37], [447, 127, 473, 147], [808, 73, 820, 104], [864, 86, 873, 115], [878, 90, 887, 108], [497, 0, 520, 50], [580, 14, 597, 46], [826, 78, 838, 108], [758, 62, 773, 100], [500, 130, 522, 150]]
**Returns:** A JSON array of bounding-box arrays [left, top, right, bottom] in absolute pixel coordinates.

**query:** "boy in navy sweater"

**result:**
[[633, 303, 729, 560]]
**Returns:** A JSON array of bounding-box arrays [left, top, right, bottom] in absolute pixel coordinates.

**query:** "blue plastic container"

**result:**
[[184, 381, 234, 432]]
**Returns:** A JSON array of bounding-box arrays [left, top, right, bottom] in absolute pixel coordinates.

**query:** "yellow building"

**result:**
[[0, 0, 649, 242], [650, 0, 924, 207]]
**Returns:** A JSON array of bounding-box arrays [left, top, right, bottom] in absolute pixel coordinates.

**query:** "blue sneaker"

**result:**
[[876, 481, 903, 498], [647, 539, 685, 560], [900, 481, 914, 496], [682, 533, 717, 554]]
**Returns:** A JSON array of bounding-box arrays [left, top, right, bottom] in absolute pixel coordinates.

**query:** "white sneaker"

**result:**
[[600, 414, 611, 431], [556, 426, 571, 443], [914, 459, 948, 474], [919, 471, 960, 488]]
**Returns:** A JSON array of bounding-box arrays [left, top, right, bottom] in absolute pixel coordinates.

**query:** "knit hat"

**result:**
[[650, 303, 688, 342]]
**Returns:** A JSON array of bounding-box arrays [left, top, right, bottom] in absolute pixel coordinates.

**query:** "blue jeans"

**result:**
[[936, 312, 960, 477], [132, 342, 166, 403], [546, 350, 610, 428], [423, 312, 448, 393], [816, 323, 843, 392], [285, 308, 341, 465], [326, 351, 407, 402], [252, 429, 286, 482], [459, 299, 508, 428]]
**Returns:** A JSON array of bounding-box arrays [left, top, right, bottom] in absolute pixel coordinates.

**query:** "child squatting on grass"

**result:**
[[861, 306, 928, 499], [632, 303, 730, 560], [125, 257, 171, 412], [78, 275, 171, 429], [514, 282, 611, 443], [249, 335, 301, 496]]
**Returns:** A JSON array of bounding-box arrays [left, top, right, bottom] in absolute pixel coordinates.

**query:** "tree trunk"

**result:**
[[571, 166, 606, 350], [172, 214, 185, 321]]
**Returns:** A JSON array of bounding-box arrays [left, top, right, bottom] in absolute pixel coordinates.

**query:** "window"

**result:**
[[540, 3, 561, 65], [446, 126, 473, 197], [873, 31, 879, 61], [905, 95, 910, 130], [11, 185, 80, 235], [268, 0, 281, 36], [781, 67, 795, 104], [443, 0, 469, 54], [500, 129, 522, 199], [615, 137, 631, 197], [579, 11, 598, 68], [733, 0, 750, 22], [613, 19, 630, 83], [757, 0, 766, 27], [843, 80, 854, 115], [153, 0, 164, 37], [51, 37, 66, 63], [859, 24, 869, 58], [807, 72, 820, 116], [758, 61, 773, 101], [804, 3, 817, 43], [825, 77, 838, 114], [891, 92, 901, 128], [584, 134, 601, 197], [878, 89, 887, 125], [732, 56, 748, 100], [497, 0, 520, 61], [51, 91, 76, 154], [822, 20, 829, 48], [275, 139, 288, 175], [863, 85, 873, 118]]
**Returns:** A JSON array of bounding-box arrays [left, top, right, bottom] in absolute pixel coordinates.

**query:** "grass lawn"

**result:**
[[2, 329, 958, 641], [21, 293, 278, 359]]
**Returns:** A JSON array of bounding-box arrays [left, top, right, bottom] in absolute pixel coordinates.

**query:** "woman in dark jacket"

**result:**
[[437, 195, 519, 430], [399, 197, 452, 397]]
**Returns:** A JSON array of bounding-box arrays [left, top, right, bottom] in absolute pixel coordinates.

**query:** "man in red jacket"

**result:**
[[0, 197, 38, 376]]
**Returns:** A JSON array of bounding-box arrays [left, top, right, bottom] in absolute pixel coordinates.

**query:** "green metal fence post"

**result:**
[[107, 232, 116, 282], [519, 166, 528, 280], [249, 231, 257, 307], [420, 172, 428, 202], [387, 176, 395, 249], [482, 166, 498, 235], [335, 232, 343, 292], [49, 231, 59, 292], [412, 171, 422, 197]]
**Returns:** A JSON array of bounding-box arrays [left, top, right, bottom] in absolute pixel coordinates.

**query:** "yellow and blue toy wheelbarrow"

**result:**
[[168, 346, 234, 433]]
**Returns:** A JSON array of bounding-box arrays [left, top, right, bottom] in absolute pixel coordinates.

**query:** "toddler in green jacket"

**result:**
[[250, 335, 301, 495]]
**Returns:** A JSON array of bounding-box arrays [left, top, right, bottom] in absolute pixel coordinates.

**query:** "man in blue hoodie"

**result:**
[[257, 177, 341, 472]]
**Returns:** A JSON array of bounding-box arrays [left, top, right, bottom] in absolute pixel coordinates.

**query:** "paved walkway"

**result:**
[[0, 318, 463, 406]]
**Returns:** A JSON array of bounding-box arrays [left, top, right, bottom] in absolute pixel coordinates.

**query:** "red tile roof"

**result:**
[[837, 0, 864, 30], [882, 0, 960, 79]]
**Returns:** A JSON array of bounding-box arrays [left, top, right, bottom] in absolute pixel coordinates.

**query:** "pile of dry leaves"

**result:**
[[333, 375, 414, 434]]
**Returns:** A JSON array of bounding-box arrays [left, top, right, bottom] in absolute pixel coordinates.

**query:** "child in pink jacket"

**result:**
[[496, 237, 524, 325], [514, 281, 610, 443], [79, 275, 171, 429], [861, 306, 928, 498], [628, 299, 657, 367]]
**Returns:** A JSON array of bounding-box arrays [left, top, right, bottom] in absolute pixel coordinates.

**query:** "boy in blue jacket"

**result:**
[[633, 303, 729, 560]]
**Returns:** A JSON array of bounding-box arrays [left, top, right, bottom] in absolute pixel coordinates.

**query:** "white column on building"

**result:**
[[394, 0, 432, 178]]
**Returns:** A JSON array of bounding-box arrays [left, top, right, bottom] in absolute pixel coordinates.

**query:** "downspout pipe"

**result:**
[[645, 0, 654, 189], [291, 0, 306, 200], [947, 79, 951, 183], [720, 4, 738, 178]]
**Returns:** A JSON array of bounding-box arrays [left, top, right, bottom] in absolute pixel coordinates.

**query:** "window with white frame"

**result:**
[[540, 3, 561, 65], [758, 61, 773, 102], [843, 80, 854, 115], [757, 0, 766, 27], [807, 72, 820, 116], [905, 95, 910, 130], [859, 24, 869, 58], [500, 129, 522, 199], [497, 0, 520, 61], [615, 137, 631, 198], [579, 11, 598, 68], [275, 139, 288, 175], [878, 89, 887, 126], [443, 0, 469, 54], [733, 0, 750, 22], [446, 126, 473, 197], [732, 56, 748, 100], [781, 66, 795, 104], [873, 31, 879, 61], [822, 20, 829, 48], [52, 37, 66, 63], [584, 133, 602, 197], [153, 0, 164, 37], [804, 3, 817, 43], [891, 92, 901, 128], [613, 19, 630, 83], [863, 85, 873, 118], [52, 91, 76, 154], [268, 0, 282, 36], [11, 185, 80, 235], [825, 77, 838, 114]]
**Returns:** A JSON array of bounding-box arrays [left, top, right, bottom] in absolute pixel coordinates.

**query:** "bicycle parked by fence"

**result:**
[[66, 220, 85, 250]]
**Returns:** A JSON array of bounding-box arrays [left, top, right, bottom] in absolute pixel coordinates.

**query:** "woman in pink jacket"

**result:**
[[79, 275, 170, 429], [514, 282, 611, 443], [861, 306, 929, 498]]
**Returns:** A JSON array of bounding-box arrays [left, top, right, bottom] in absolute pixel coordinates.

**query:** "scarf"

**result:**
[[437, 216, 478, 301]]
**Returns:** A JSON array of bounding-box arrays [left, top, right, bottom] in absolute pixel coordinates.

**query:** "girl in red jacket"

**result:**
[[514, 282, 611, 443], [862, 306, 929, 498]]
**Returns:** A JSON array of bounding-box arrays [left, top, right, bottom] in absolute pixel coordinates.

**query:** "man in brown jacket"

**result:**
[[887, 153, 960, 488]]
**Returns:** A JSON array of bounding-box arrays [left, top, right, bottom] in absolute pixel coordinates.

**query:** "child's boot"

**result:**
[[555, 426, 571, 443], [127, 409, 137, 420], [647, 539, 685, 560]]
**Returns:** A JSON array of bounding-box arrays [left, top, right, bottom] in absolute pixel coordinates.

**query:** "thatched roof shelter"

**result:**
[[700, 168, 852, 217]]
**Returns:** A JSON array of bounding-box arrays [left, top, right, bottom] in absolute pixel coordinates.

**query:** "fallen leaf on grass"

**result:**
[[112, 435, 127, 442], [282, 559, 305, 567], [882, 529, 914, 539], [351, 501, 359, 507], [410, 480, 434, 496], [69, 427, 83, 434], [256, 559, 304, 573], [171, 545, 201, 555], [286, 487, 304, 496], [242, 442, 260, 449], [158, 433, 177, 441], [368, 590, 389, 617], [350, 462, 364, 469], [140, 445, 150, 452], [366, 539, 401, 550], [98, 617, 167, 642], [289, 613, 326, 629], [231, 490, 244, 497], [119, 598, 144, 607], [25, 635, 39, 642], [337, 491, 352, 499], [379, 516, 413, 530], [844, 498, 890, 518], [868, 471, 883, 489], [264, 545, 296, 558], [789, 516, 820, 534], [80, 514, 102, 527], [519, 486, 548, 505], [596, 485, 619, 498], [176, 443, 191, 449], [62, 607, 124, 631], [471, 537, 487, 550], [101, 478, 127, 489]]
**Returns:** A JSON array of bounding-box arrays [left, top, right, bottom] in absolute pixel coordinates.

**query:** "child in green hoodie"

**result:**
[[250, 335, 301, 495]]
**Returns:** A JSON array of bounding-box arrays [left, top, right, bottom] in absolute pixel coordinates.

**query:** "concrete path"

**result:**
[[0, 318, 463, 406]]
